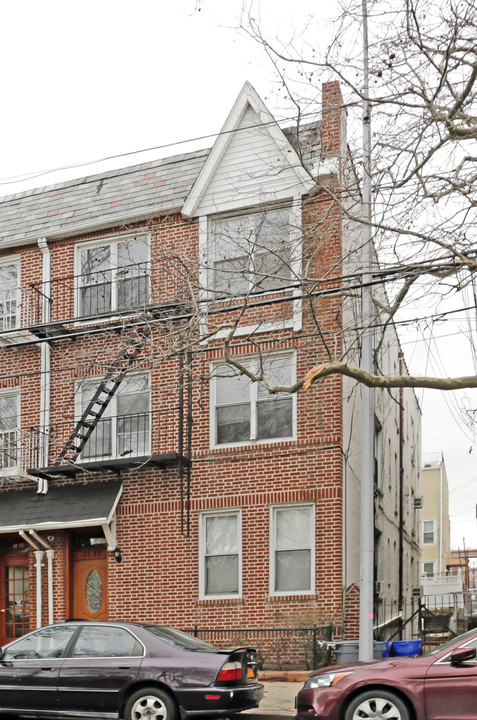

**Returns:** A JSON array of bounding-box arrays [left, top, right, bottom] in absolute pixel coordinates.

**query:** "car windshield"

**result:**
[[143, 626, 216, 651], [424, 627, 477, 656]]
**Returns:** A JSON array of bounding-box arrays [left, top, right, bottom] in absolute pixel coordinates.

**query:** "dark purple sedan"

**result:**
[[0, 620, 263, 719], [295, 627, 477, 720]]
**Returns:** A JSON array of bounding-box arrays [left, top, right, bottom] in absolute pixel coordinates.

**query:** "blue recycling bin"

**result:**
[[390, 640, 422, 656]]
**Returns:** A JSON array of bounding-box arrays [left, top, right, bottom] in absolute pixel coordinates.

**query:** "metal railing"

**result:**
[[22, 408, 183, 472], [187, 625, 333, 671], [1, 259, 193, 333]]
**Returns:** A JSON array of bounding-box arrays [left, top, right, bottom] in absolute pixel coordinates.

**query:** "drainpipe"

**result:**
[[439, 459, 444, 576], [37, 238, 51, 494], [19, 531, 44, 628], [30, 530, 54, 625], [398, 353, 404, 636]]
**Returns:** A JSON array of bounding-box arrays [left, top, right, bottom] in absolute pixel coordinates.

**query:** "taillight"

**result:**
[[217, 661, 243, 682]]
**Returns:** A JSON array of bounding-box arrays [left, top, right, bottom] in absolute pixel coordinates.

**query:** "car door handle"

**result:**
[[119, 665, 131, 669], [41, 666, 54, 671]]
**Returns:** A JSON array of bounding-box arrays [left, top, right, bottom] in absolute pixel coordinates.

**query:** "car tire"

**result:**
[[344, 689, 410, 720], [124, 687, 176, 720]]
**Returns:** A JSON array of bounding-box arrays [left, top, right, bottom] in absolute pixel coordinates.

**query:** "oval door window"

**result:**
[[86, 569, 103, 614]]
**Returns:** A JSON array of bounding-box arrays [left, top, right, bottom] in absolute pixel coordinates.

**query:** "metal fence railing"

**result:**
[[186, 625, 334, 670]]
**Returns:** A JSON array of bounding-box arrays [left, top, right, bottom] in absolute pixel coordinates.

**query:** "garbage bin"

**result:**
[[335, 641, 359, 663], [390, 640, 422, 657], [373, 641, 389, 658]]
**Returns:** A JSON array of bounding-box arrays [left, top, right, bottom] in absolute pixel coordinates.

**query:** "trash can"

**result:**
[[373, 641, 388, 658], [390, 640, 422, 657], [335, 641, 359, 663]]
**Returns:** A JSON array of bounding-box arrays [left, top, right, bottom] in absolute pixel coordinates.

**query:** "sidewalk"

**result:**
[[229, 672, 308, 720]]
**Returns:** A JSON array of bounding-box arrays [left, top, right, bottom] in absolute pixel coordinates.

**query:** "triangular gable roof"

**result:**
[[182, 82, 314, 218]]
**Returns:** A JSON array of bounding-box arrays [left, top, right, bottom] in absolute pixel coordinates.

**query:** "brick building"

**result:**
[[0, 81, 421, 649]]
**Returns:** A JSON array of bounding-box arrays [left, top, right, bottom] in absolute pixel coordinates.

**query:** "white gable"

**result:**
[[182, 83, 314, 218]]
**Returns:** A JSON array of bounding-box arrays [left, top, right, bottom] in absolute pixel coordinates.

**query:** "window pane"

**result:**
[[82, 418, 112, 459], [0, 393, 18, 469], [257, 398, 293, 439], [257, 356, 293, 399], [276, 507, 312, 550], [275, 550, 311, 592], [210, 216, 252, 295], [4, 625, 76, 660], [80, 246, 112, 316], [206, 555, 239, 595], [217, 404, 250, 444], [206, 515, 238, 555], [0, 265, 18, 331], [117, 413, 150, 456], [216, 366, 250, 406], [72, 626, 142, 658], [117, 239, 150, 310]]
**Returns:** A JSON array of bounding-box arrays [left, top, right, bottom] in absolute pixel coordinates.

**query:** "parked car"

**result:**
[[0, 620, 263, 719], [295, 627, 477, 720]]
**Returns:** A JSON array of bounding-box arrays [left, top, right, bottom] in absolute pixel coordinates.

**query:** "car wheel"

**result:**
[[345, 690, 409, 720], [124, 687, 176, 720]]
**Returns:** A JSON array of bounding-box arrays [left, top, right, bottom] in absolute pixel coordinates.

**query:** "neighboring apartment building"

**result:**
[[0, 81, 421, 647], [422, 457, 451, 578]]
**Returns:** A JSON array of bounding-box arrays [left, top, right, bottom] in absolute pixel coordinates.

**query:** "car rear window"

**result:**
[[143, 626, 216, 651]]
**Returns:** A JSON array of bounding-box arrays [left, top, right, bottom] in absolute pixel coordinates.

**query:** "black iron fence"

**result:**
[[187, 625, 334, 671]]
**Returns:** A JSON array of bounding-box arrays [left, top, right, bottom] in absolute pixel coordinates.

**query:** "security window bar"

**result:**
[[79, 237, 150, 318], [202, 512, 241, 597], [272, 505, 314, 594], [209, 207, 292, 296], [79, 375, 150, 461], [0, 392, 19, 470], [214, 355, 294, 445], [0, 264, 19, 331]]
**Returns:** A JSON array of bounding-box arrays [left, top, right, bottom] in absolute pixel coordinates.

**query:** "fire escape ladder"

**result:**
[[54, 326, 151, 467]]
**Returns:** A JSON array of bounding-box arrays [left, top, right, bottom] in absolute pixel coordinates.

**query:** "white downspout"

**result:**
[[439, 461, 444, 576], [29, 530, 54, 625], [37, 238, 51, 494]]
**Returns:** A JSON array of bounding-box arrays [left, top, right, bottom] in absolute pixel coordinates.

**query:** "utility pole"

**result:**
[[359, 0, 375, 661]]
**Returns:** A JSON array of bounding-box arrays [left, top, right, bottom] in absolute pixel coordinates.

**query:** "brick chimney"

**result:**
[[321, 81, 344, 159]]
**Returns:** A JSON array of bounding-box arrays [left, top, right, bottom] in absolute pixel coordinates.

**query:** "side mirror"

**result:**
[[450, 647, 476, 665]]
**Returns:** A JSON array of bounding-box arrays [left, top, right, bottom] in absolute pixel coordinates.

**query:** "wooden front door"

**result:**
[[72, 547, 108, 621], [0, 554, 30, 645]]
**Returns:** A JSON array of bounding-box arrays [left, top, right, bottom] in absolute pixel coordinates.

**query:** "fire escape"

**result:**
[[0, 258, 193, 534]]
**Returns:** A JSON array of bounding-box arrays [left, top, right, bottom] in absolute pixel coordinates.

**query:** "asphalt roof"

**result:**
[[0, 480, 122, 530], [0, 149, 209, 249]]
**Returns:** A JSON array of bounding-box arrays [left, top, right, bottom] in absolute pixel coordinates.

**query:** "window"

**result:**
[[200, 511, 241, 598], [0, 391, 19, 471], [423, 519, 436, 545], [78, 374, 150, 461], [77, 236, 150, 318], [423, 561, 436, 577], [3, 624, 77, 660], [209, 207, 293, 295], [270, 504, 314, 594], [0, 262, 19, 331], [212, 355, 295, 446], [72, 626, 143, 658]]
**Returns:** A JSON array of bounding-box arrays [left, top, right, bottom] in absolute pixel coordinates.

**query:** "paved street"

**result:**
[[229, 680, 303, 719]]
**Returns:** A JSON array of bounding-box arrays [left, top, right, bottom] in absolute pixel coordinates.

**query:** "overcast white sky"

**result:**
[[1, 0, 476, 551]]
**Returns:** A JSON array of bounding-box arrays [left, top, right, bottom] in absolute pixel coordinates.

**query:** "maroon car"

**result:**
[[0, 620, 263, 719], [295, 627, 477, 720]]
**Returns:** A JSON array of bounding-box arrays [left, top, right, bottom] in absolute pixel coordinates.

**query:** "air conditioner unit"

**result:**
[[414, 497, 423, 509], [412, 587, 422, 598], [375, 581, 384, 595]]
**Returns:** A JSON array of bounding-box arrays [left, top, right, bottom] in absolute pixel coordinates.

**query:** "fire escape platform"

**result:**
[[27, 452, 190, 479]]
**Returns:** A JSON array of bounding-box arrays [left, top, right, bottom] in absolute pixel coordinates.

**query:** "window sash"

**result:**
[[0, 264, 19, 331], [423, 520, 435, 544], [78, 238, 150, 317], [214, 356, 294, 445], [0, 392, 19, 470], [271, 505, 314, 594], [201, 512, 241, 598], [209, 208, 292, 295]]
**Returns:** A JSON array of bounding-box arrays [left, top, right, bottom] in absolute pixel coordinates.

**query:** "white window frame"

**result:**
[[422, 561, 436, 577], [210, 353, 297, 448], [423, 518, 436, 545], [75, 372, 151, 462], [0, 257, 21, 332], [198, 199, 303, 337], [269, 503, 315, 597], [199, 509, 242, 600], [74, 234, 151, 319], [0, 388, 20, 474]]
